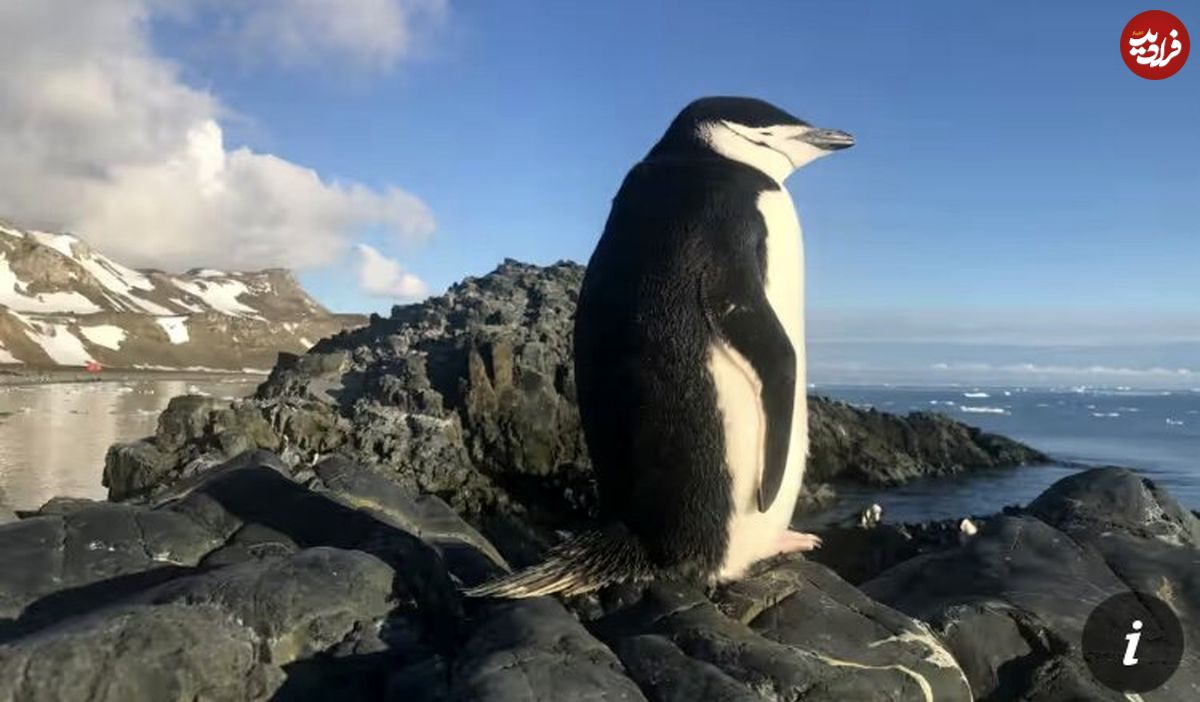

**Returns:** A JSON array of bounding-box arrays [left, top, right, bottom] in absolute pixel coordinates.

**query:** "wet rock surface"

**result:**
[[4, 452, 1197, 700], [862, 468, 1200, 701]]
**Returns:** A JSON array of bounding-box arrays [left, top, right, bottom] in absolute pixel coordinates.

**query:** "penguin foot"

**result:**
[[777, 530, 823, 553]]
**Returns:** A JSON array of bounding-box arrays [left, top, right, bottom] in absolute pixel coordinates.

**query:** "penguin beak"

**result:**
[[798, 128, 855, 151]]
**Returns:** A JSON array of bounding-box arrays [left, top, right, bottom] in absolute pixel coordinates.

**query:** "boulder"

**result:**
[[452, 598, 647, 701], [134, 547, 396, 666], [3, 450, 1199, 700], [0, 501, 223, 624], [0, 604, 284, 701], [1027, 466, 1200, 547], [593, 559, 973, 702], [103, 440, 173, 501], [0, 451, 487, 700], [863, 471, 1200, 701]]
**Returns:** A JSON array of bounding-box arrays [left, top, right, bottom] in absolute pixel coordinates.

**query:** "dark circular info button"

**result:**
[[1082, 591, 1184, 693]]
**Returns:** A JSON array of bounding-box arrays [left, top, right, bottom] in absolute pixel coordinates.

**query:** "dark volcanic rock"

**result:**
[[452, 598, 647, 701], [807, 395, 1048, 485], [805, 517, 992, 586], [0, 451, 491, 700], [0, 501, 223, 622], [136, 547, 396, 666], [863, 471, 1200, 701], [593, 563, 972, 701], [1028, 466, 1200, 547], [102, 260, 1047, 548], [4, 449, 1198, 700], [0, 604, 284, 700]]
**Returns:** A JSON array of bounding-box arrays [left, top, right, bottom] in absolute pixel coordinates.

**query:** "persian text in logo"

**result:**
[[1121, 10, 1189, 79]]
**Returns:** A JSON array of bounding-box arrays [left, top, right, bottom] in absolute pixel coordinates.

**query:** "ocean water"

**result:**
[[799, 384, 1200, 525], [0, 378, 260, 511]]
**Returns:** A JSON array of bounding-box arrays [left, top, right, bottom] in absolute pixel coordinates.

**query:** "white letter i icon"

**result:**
[[1123, 620, 1144, 666]]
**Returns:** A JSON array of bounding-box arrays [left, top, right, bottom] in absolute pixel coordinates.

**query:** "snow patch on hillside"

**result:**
[[29, 231, 78, 257], [0, 344, 20, 364], [170, 297, 203, 313], [75, 250, 175, 314], [80, 324, 127, 350], [0, 256, 103, 313], [170, 278, 261, 317], [155, 316, 190, 344], [13, 314, 92, 365]]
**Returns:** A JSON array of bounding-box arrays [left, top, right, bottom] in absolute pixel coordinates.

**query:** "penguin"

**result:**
[[859, 503, 884, 529], [467, 96, 854, 598], [959, 517, 979, 537]]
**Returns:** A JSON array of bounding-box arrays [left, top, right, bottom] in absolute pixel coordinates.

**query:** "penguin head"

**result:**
[[651, 96, 854, 182]]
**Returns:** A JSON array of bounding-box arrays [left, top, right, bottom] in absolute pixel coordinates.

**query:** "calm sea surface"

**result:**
[[0, 378, 260, 510]]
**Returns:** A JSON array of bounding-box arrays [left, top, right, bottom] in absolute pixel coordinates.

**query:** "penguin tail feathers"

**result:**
[[464, 526, 653, 599]]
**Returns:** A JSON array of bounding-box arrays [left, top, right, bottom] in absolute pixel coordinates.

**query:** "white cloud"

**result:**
[[218, 0, 449, 70], [355, 243, 429, 300], [0, 0, 436, 272]]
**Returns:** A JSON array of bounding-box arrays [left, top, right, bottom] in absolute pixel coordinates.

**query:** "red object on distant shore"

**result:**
[[85, 360, 102, 373]]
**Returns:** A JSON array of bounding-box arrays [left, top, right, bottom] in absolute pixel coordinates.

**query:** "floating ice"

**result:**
[[959, 405, 1009, 415]]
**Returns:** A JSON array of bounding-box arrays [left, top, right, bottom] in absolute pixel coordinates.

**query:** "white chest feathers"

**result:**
[[707, 187, 809, 580]]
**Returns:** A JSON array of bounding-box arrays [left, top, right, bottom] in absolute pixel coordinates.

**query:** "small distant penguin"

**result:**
[[859, 503, 884, 529], [959, 517, 979, 537], [467, 97, 854, 598]]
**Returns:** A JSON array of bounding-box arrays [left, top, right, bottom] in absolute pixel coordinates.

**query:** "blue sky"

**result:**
[[5, 1, 1198, 386]]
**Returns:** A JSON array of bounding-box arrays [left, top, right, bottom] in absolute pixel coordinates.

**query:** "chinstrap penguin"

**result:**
[[467, 96, 854, 598]]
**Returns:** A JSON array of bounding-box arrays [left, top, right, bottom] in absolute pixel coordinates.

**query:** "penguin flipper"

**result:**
[[701, 273, 797, 513]]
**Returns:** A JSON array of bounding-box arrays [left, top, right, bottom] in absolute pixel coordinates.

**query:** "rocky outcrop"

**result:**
[[103, 260, 1046, 541], [862, 467, 1200, 701], [4, 453, 1196, 700], [807, 395, 1048, 485], [0, 450, 966, 701], [0, 220, 364, 370]]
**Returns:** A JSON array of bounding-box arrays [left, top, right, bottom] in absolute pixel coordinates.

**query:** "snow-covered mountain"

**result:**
[[0, 220, 365, 371]]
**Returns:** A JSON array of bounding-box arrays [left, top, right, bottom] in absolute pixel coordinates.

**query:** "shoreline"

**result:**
[[0, 366, 268, 387]]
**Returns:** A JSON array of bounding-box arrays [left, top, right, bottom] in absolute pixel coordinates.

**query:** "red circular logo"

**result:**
[[1122, 11, 1189, 79]]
